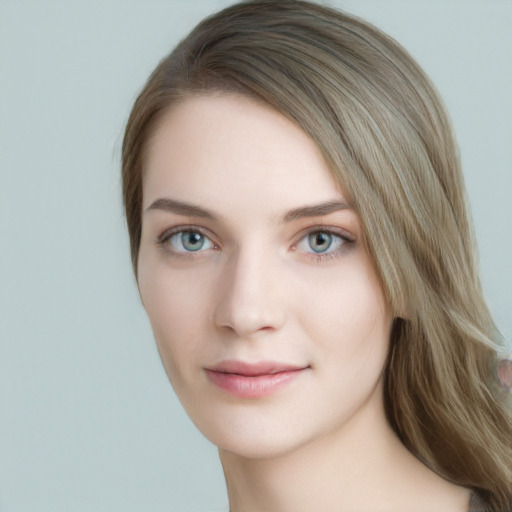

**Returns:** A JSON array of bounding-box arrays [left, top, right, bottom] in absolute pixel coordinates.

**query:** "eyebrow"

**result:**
[[145, 197, 351, 222], [283, 200, 352, 222], [145, 198, 217, 219]]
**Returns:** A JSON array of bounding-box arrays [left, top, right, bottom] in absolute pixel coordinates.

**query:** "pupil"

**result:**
[[183, 232, 204, 251], [310, 232, 332, 253]]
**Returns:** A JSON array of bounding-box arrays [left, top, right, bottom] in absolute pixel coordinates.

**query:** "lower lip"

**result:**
[[205, 368, 307, 399]]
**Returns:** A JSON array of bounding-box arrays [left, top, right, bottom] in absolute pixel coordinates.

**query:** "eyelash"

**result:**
[[156, 225, 218, 257], [296, 228, 355, 262], [156, 225, 355, 261]]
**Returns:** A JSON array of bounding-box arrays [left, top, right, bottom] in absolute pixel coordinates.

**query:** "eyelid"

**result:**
[[294, 225, 356, 244], [292, 225, 356, 259], [154, 224, 355, 259], [156, 225, 220, 253]]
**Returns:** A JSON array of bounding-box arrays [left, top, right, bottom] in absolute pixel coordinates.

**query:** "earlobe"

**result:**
[[496, 357, 512, 392]]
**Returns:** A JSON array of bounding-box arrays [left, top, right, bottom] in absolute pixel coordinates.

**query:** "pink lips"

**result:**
[[205, 360, 308, 398]]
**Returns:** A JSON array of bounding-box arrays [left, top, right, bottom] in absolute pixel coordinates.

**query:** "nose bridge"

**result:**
[[213, 241, 284, 336]]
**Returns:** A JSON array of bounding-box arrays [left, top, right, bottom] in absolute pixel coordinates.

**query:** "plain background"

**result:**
[[1, 1, 511, 511]]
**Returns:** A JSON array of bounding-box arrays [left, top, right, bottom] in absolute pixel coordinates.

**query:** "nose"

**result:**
[[212, 247, 286, 338]]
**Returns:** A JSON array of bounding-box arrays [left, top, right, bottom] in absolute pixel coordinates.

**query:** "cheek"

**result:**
[[296, 261, 391, 366], [137, 258, 215, 385]]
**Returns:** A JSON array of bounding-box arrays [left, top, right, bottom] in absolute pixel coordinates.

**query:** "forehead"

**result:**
[[143, 93, 346, 214]]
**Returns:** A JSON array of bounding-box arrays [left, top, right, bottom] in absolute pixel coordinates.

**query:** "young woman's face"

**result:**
[[138, 94, 392, 458]]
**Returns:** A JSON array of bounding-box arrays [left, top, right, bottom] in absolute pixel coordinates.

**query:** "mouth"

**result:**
[[204, 360, 309, 399]]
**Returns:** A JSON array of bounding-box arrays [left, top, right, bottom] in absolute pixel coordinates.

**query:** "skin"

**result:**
[[137, 93, 470, 512]]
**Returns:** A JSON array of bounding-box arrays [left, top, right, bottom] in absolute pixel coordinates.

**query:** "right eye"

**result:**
[[161, 229, 215, 253]]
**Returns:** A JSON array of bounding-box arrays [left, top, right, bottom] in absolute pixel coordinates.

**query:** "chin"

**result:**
[[214, 428, 310, 461], [187, 403, 355, 463], [182, 404, 313, 460]]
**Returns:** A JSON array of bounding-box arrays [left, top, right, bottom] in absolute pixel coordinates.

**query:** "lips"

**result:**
[[205, 360, 308, 399]]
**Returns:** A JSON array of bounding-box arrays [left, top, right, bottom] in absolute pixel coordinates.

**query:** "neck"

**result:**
[[219, 386, 469, 512]]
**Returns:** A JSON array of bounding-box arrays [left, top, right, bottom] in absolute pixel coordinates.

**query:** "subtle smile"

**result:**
[[205, 361, 309, 399]]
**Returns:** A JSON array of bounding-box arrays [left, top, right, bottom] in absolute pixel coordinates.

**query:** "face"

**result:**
[[138, 94, 392, 459]]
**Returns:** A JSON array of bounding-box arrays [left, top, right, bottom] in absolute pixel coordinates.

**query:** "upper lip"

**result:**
[[206, 360, 308, 377]]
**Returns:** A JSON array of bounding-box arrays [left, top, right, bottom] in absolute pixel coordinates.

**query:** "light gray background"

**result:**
[[1, 1, 511, 511]]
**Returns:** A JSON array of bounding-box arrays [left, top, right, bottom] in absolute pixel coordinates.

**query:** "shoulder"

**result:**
[[468, 492, 487, 512], [468, 492, 512, 512]]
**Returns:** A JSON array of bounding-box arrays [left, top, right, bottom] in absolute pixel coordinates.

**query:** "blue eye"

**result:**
[[167, 230, 214, 252], [308, 232, 334, 253], [297, 230, 345, 255]]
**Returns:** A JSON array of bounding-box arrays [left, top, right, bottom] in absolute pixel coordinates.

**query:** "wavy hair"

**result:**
[[122, 1, 512, 509]]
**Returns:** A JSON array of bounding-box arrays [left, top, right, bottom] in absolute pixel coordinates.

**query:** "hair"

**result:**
[[122, 1, 512, 509]]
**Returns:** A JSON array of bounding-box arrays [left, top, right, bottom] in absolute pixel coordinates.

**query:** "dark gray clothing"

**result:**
[[468, 492, 487, 511]]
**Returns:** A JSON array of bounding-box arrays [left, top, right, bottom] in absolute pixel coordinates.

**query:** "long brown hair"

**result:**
[[122, 1, 512, 509]]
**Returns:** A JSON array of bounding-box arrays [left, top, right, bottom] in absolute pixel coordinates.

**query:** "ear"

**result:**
[[496, 357, 512, 392]]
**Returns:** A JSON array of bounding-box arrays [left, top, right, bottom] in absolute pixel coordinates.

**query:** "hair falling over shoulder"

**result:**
[[121, 1, 512, 508]]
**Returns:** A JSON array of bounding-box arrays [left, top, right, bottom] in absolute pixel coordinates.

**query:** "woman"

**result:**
[[121, 1, 512, 510]]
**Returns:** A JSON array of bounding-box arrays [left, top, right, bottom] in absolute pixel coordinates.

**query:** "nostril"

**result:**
[[211, 258, 286, 336], [218, 321, 277, 338]]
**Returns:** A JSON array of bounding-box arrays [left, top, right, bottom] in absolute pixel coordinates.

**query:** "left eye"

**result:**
[[296, 231, 345, 254], [167, 230, 214, 252]]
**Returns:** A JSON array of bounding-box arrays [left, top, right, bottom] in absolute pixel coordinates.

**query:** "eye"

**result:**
[[162, 229, 215, 253], [296, 230, 347, 255]]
